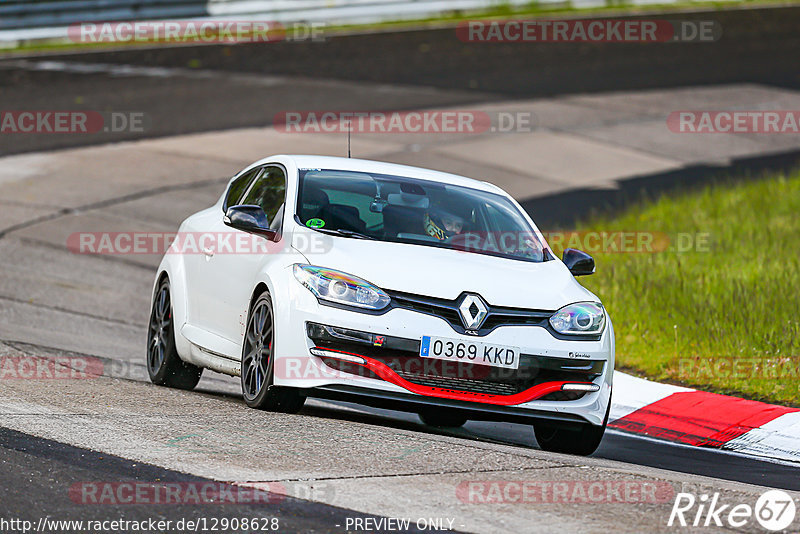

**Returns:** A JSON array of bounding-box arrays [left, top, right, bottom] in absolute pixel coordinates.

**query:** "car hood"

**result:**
[[293, 232, 598, 310]]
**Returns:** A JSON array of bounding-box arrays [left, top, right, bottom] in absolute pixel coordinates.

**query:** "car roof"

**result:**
[[257, 155, 506, 195]]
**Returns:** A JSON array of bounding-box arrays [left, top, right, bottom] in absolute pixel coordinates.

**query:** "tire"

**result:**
[[147, 278, 203, 390], [241, 290, 305, 413], [419, 410, 468, 428], [533, 398, 610, 456]]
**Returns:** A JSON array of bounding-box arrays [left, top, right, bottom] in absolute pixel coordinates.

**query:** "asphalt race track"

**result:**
[[1, 6, 800, 533], [0, 427, 407, 533]]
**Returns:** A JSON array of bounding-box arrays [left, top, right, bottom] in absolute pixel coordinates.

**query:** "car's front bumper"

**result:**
[[273, 280, 614, 426]]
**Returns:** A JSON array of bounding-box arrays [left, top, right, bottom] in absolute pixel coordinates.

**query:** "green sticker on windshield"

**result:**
[[306, 218, 326, 229]]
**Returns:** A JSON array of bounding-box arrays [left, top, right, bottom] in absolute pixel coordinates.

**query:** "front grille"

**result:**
[[389, 294, 462, 327], [388, 290, 551, 336], [482, 313, 545, 330], [395, 370, 520, 396]]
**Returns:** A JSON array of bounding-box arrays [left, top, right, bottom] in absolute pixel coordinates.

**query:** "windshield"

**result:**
[[296, 169, 548, 262]]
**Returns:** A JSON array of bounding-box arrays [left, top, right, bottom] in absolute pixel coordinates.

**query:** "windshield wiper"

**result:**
[[313, 227, 376, 240]]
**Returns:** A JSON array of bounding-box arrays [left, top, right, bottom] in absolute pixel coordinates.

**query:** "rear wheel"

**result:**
[[533, 400, 610, 456], [241, 291, 305, 413], [419, 410, 468, 428], [147, 278, 203, 390]]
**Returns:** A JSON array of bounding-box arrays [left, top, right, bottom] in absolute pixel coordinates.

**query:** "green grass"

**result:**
[[559, 172, 800, 405]]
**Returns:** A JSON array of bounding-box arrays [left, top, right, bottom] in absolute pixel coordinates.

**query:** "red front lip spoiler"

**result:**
[[314, 347, 596, 406]]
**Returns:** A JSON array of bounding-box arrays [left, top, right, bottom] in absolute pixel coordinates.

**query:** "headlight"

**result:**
[[293, 264, 391, 310], [549, 302, 605, 335]]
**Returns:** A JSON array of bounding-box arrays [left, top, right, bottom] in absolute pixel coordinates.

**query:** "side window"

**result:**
[[223, 167, 261, 211], [241, 166, 287, 225]]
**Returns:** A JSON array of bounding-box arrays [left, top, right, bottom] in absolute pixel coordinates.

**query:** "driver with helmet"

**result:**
[[424, 204, 467, 241]]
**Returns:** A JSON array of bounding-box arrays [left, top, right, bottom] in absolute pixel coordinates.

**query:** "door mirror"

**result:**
[[563, 248, 595, 276], [224, 205, 278, 241]]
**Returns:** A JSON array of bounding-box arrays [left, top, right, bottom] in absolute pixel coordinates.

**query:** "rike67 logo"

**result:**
[[668, 489, 797, 531]]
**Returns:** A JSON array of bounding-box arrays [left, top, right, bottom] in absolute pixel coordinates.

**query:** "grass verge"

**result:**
[[555, 172, 800, 405]]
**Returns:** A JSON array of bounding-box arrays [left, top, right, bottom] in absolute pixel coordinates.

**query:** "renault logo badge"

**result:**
[[458, 294, 488, 331]]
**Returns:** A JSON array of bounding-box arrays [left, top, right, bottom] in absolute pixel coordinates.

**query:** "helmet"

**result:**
[[424, 207, 465, 241]]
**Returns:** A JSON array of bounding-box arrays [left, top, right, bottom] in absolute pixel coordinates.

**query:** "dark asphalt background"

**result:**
[[1, 394, 798, 534], [49, 7, 800, 97], [0, 427, 431, 534]]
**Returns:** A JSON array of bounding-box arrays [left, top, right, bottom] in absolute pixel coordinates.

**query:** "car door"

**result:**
[[196, 164, 288, 352], [183, 166, 262, 344]]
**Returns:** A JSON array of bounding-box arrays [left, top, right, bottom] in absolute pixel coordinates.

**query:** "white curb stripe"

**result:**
[[610, 372, 691, 422], [723, 412, 800, 463]]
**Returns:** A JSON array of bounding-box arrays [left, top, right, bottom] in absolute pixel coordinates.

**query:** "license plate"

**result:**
[[420, 336, 520, 370]]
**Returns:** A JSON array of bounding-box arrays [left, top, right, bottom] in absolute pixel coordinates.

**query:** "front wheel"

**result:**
[[147, 278, 203, 390], [533, 400, 610, 456], [241, 291, 305, 413]]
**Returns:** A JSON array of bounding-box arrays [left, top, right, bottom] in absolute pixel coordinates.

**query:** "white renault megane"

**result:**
[[147, 155, 614, 455]]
